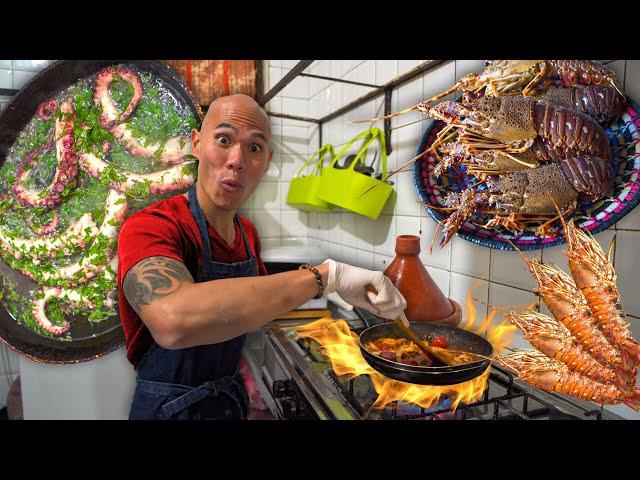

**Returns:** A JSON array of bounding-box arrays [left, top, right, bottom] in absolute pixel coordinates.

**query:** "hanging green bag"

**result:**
[[316, 127, 393, 220], [286, 144, 336, 212]]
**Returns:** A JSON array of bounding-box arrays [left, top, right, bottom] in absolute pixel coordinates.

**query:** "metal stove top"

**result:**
[[245, 308, 623, 420]]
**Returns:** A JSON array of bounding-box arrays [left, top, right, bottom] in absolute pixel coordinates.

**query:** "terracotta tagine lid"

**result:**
[[383, 235, 462, 326]]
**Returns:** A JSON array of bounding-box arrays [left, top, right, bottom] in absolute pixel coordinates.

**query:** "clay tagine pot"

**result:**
[[383, 235, 462, 326]]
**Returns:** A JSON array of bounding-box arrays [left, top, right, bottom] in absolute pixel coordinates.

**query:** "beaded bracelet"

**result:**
[[299, 263, 324, 299]]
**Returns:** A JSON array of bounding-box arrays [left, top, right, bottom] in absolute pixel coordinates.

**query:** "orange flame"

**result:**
[[293, 283, 517, 413]]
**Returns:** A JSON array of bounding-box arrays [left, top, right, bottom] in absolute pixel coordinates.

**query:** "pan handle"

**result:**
[[353, 307, 383, 329]]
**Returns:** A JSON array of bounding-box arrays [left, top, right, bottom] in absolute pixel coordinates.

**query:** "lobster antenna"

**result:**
[[500, 151, 538, 169], [350, 104, 420, 124], [355, 146, 433, 200], [417, 200, 457, 212], [475, 298, 539, 315], [609, 78, 625, 98], [473, 298, 497, 311], [428, 221, 442, 255], [351, 78, 472, 125]]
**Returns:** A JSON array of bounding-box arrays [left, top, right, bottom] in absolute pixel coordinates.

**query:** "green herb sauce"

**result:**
[[0, 64, 200, 340]]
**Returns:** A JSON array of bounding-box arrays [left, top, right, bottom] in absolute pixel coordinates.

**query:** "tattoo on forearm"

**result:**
[[123, 256, 194, 316]]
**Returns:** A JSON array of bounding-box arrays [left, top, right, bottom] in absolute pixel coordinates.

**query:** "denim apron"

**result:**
[[128, 185, 257, 420]]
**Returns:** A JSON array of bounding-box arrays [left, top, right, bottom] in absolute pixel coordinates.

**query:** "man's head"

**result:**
[[191, 94, 273, 211]]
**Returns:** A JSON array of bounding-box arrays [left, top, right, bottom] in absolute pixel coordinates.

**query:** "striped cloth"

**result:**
[[164, 60, 258, 106]]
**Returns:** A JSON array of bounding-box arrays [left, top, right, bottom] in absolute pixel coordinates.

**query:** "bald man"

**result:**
[[117, 94, 408, 420]]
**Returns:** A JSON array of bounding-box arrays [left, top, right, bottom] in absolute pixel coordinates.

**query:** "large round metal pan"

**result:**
[[359, 321, 493, 385], [0, 60, 202, 364]]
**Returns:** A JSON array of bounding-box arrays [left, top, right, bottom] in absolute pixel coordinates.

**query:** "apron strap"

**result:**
[[236, 213, 253, 262], [188, 184, 214, 263], [137, 373, 247, 419], [188, 183, 256, 265]]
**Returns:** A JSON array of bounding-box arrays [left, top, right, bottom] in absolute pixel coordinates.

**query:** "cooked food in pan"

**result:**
[[364, 335, 478, 367]]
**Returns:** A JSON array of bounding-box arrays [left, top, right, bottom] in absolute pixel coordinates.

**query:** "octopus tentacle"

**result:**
[[0, 213, 99, 260], [94, 66, 192, 168], [79, 152, 196, 195], [31, 258, 118, 337], [110, 124, 192, 166], [37, 100, 57, 121], [13, 98, 80, 209], [12, 139, 55, 202], [39, 190, 127, 286], [32, 287, 93, 337], [30, 212, 60, 236], [94, 66, 143, 128]]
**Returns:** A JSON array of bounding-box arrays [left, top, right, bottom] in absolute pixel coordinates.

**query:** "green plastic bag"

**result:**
[[286, 144, 336, 212], [317, 127, 393, 220]]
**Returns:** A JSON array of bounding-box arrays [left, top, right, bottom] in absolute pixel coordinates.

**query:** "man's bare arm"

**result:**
[[123, 256, 194, 317], [123, 256, 327, 349]]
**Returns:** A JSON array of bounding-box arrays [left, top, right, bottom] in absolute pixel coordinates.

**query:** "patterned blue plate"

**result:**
[[413, 99, 640, 251]]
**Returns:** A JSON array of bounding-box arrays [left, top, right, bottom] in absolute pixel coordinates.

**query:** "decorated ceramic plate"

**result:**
[[413, 98, 640, 251]]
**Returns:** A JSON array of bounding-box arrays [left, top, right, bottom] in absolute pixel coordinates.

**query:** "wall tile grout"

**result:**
[[613, 227, 640, 232]]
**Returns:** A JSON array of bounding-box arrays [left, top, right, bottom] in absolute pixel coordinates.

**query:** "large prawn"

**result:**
[[562, 220, 640, 367], [506, 311, 634, 389], [524, 258, 637, 379], [497, 349, 640, 411]]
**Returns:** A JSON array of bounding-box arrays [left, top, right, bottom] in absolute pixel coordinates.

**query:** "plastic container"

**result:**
[[316, 127, 393, 220], [286, 144, 335, 212]]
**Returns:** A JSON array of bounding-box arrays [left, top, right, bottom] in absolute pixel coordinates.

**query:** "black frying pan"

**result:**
[[0, 60, 202, 364], [358, 321, 493, 385]]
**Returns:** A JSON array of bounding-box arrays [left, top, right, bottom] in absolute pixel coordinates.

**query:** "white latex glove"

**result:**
[[325, 291, 355, 311], [323, 259, 409, 327]]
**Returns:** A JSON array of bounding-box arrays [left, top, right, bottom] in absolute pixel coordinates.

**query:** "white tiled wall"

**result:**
[[260, 59, 640, 311], [259, 60, 640, 419], [260, 59, 640, 296], [0, 60, 54, 92]]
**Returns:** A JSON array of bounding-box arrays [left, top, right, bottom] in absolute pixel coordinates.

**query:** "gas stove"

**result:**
[[244, 308, 623, 420]]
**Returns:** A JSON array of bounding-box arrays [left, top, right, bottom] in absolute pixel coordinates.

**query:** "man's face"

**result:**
[[192, 95, 273, 211]]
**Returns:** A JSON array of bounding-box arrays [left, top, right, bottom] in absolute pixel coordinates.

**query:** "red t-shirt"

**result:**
[[117, 194, 267, 369]]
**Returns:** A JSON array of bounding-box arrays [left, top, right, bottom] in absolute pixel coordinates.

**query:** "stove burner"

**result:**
[[325, 357, 604, 420], [259, 322, 615, 420], [294, 332, 604, 420]]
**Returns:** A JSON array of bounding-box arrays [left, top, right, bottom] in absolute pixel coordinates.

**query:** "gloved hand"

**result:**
[[323, 259, 409, 327]]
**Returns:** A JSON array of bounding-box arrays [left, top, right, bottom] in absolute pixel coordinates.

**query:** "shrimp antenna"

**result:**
[[607, 234, 617, 264], [541, 187, 577, 248], [507, 239, 531, 266]]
